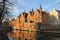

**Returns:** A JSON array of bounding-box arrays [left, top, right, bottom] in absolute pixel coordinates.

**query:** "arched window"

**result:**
[[40, 25, 45, 29]]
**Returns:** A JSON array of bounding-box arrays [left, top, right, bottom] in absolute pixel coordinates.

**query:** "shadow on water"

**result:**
[[36, 31, 60, 40]]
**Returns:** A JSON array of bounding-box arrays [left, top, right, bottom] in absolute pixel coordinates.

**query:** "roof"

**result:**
[[56, 10, 60, 13], [42, 11, 48, 16]]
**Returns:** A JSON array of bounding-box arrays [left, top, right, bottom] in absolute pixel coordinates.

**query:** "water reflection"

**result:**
[[10, 30, 60, 40], [19, 31, 36, 40]]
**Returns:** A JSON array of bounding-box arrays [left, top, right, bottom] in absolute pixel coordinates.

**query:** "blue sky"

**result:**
[[11, 0, 60, 18]]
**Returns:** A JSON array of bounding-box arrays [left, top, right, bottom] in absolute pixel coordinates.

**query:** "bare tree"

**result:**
[[0, 0, 14, 25], [0, 0, 14, 40]]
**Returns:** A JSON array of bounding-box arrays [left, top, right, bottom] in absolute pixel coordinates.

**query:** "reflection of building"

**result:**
[[50, 8, 60, 25], [10, 5, 50, 40]]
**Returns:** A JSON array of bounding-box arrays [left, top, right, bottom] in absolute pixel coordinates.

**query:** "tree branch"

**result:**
[[0, 0, 5, 25]]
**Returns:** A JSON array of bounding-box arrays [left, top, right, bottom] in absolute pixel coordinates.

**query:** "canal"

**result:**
[[9, 30, 60, 40]]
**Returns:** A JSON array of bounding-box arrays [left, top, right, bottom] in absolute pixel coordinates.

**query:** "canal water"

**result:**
[[9, 30, 60, 40]]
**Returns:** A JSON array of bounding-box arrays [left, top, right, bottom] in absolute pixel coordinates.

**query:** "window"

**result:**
[[25, 38, 28, 40], [30, 21, 33, 23], [40, 25, 45, 29]]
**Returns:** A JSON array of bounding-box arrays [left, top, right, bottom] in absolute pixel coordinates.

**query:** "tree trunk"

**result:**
[[0, 0, 5, 25]]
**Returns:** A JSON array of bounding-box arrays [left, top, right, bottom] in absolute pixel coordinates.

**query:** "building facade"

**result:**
[[10, 5, 50, 40], [50, 8, 60, 25]]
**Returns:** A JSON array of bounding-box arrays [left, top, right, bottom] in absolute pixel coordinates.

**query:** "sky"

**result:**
[[11, 0, 60, 18]]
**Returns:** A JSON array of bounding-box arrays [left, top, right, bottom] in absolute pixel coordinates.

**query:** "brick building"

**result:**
[[10, 5, 50, 40]]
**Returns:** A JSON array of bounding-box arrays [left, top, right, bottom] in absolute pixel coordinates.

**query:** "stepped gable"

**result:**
[[17, 13, 21, 18], [24, 11, 28, 18], [29, 11, 33, 16], [22, 11, 26, 16], [37, 9, 40, 13], [22, 11, 25, 16], [19, 13, 21, 17], [28, 8, 34, 16], [22, 11, 28, 19]]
